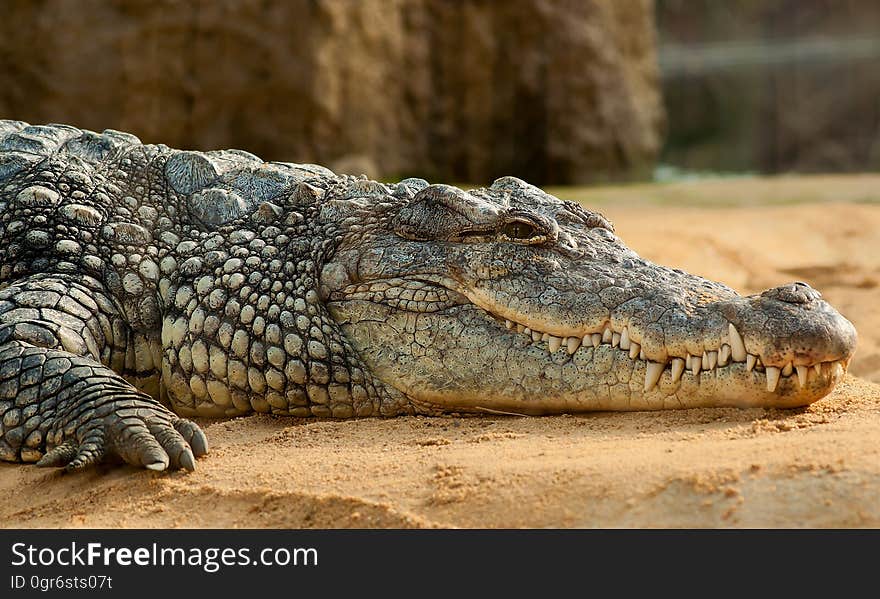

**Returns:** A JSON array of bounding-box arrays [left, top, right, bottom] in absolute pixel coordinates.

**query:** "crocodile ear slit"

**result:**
[[392, 184, 504, 241]]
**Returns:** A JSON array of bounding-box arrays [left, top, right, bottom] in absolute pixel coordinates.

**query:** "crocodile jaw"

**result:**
[[329, 289, 855, 414]]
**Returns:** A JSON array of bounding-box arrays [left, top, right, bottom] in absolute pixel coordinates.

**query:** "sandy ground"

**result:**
[[2, 174, 879, 528]]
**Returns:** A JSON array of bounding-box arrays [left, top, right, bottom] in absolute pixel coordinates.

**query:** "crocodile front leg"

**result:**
[[0, 275, 206, 470]]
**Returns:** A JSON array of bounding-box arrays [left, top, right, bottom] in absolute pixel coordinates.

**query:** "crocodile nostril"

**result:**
[[761, 281, 822, 304]]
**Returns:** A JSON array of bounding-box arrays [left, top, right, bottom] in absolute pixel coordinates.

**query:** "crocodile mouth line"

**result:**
[[336, 276, 848, 394], [486, 312, 848, 393]]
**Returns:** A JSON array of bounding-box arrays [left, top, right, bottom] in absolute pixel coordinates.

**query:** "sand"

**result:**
[[2, 174, 879, 528]]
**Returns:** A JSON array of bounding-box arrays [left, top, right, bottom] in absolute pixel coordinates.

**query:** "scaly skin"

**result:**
[[0, 121, 857, 471]]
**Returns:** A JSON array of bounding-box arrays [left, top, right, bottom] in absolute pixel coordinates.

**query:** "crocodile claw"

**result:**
[[37, 406, 207, 473]]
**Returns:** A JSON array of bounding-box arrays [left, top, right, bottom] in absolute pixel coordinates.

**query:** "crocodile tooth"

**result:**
[[702, 351, 710, 371], [591, 333, 602, 348], [832, 361, 844, 379], [629, 342, 640, 360], [639, 348, 646, 360], [548, 335, 562, 353], [612, 332, 621, 348], [644, 361, 664, 391], [707, 350, 718, 370], [718, 344, 731, 366], [690, 355, 701, 376], [796, 365, 808, 388], [813, 363, 822, 376], [602, 327, 613, 343], [523, 327, 532, 336], [566, 336, 581, 354], [766, 366, 780, 392], [728, 323, 747, 362], [505, 320, 514, 329], [746, 354, 756, 372], [531, 329, 543, 342], [541, 332, 550, 341], [619, 327, 631, 350], [671, 358, 685, 383], [515, 324, 525, 333], [781, 362, 793, 376]]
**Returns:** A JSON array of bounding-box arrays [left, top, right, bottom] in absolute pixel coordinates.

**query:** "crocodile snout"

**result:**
[[717, 280, 857, 393]]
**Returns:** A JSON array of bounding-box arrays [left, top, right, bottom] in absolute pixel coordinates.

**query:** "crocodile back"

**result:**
[[0, 121, 148, 285]]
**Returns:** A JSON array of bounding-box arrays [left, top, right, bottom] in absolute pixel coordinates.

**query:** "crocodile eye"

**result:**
[[501, 220, 538, 240]]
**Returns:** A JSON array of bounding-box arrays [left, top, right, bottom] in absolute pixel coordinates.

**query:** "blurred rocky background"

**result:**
[[657, 0, 880, 176], [0, 0, 662, 185], [1, 0, 877, 184]]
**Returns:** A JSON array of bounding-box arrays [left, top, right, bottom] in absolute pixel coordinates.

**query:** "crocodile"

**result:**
[[0, 121, 857, 472]]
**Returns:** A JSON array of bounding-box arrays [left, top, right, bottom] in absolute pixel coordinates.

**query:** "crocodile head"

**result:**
[[320, 177, 857, 414]]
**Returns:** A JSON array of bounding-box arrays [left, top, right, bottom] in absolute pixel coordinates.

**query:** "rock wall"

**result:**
[[0, 0, 663, 184]]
